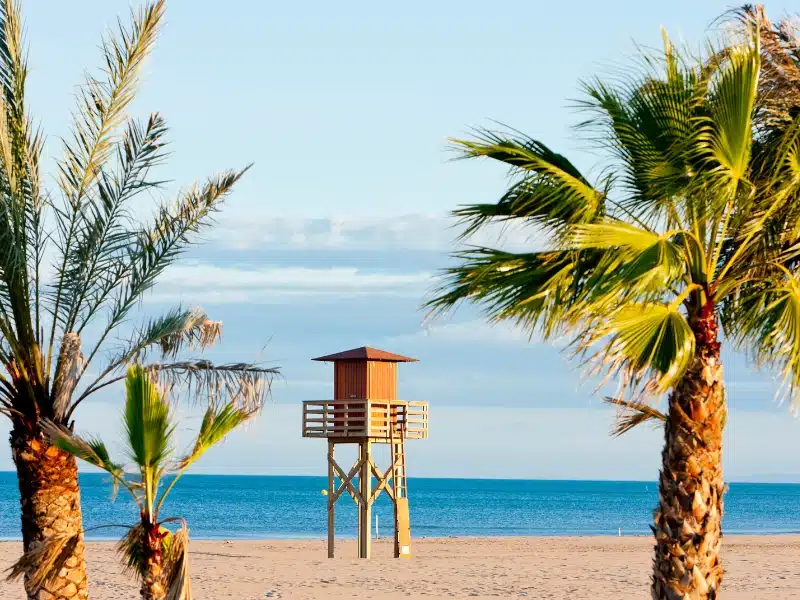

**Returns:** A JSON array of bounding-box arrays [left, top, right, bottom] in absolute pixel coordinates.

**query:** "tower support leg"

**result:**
[[358, 441, 372, 559], [327, 440, 335, 558]]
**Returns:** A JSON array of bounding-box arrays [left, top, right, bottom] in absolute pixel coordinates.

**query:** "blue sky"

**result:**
[[1, 0, 799, 481]]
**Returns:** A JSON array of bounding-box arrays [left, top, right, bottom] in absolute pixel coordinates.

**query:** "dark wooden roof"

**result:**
[[312, 346, 418, 363]]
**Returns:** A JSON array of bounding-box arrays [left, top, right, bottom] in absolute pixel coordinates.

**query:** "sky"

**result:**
[[0, 0, 799, 481]]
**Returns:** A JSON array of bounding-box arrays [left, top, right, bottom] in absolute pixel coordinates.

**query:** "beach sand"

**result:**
[[1, 535, 799, 598]]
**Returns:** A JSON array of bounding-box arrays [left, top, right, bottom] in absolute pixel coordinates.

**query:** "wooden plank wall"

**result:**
[[367, 361, 397, 400], [334, 362, 367, 399]]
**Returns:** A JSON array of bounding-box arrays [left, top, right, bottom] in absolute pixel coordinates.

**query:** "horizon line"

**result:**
[[0, 471, 796, 485]]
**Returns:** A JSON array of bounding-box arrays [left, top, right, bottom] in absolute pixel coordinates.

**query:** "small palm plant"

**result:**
[[8, 364, 254, 600]]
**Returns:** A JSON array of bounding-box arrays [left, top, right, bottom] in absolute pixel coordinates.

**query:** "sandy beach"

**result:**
[[1, 535, 799, 599]]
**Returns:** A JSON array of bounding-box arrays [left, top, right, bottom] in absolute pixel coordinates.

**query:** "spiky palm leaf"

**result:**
[[177, 402, 254, 471], [124, 364, 173, 507]]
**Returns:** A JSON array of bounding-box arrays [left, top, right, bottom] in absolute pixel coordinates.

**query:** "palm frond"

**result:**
[[55, 0, 164, 207], [723, 5, 800, 136], [603, 396, 667, 436], [725, 270, 800, 407], [424, 248, 601, 339], [5, 534, 80, 592], [578, 302, 696, 397], [698, 23, 760, 201], [68, 308, 223, 421], [567, 221, 690, 299], [63, 113, 169, 337], [450, 129, 604, 237], [79, 169, 248, 380], [0, 0, 44, 380], [163, 520, 192, 600], [47, 0, 165, 372], [117, 523, 147, 580], [148, 359, 278, 413], [577, 56, 703, 225], [176, 402, 253, 471], [124, 364, 173, 471]]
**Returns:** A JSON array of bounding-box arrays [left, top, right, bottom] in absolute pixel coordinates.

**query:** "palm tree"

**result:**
[[8, 364, 253, 600], [0, 2, 277, 598], [426, 19, 800, 600]]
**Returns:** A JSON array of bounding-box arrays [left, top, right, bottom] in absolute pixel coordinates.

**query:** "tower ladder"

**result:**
[[391, 420, 411, 558]]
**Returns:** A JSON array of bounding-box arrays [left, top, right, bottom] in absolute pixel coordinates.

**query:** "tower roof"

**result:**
[[312, 346, 418, 363]]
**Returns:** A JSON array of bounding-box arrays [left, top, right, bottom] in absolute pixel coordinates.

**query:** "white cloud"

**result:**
[[210, 213, 545, 253], [385, 318, 577, 349], [146, 263, 432, 304], [390, 319, 536, 345]]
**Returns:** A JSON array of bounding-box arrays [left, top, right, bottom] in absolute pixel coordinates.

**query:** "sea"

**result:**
[[1, 473, 799, 540]]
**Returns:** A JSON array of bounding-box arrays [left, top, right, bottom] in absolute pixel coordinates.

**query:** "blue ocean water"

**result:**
[[1, 473, 799, 540]]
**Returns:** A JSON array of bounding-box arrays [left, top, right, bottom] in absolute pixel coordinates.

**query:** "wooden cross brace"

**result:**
[[368, 455, 400, 505], [329, 454, 365, 506]]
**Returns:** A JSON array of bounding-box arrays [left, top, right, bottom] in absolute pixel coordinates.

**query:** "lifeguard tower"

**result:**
[[302, 346, 428, 559]]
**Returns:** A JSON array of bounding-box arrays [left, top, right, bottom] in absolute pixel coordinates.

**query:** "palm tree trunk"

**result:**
[[11, 422, 89, 600], [652, 304, 726, 600], [141, 522, 166, 600]]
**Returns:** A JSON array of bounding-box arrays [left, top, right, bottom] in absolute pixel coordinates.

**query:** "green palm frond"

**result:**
[[568, 221, 690, 298], [578, 59, 702, 224], [117, 523, 148, 579], [155, 402, 253, 513], [48, 0, 165, 358], [579, 302, 696, 397], [450, 130, 604, 237], [725, 271, 800, 406], [698, 26, 760, 200], [0, 0, 269, 440], [90, 169, 247, 352], [425, 248, 598, 339], [176, 403, 253, 472], [124, 364, 173, 472], [62, 113, 169, 337], [63, 169, 249, 419]]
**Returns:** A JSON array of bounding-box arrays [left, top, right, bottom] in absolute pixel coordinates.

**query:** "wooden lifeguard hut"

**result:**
[[302, 346, 428, 559]]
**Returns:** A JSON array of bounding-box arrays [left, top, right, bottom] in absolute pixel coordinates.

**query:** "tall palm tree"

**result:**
[[0, 2, 277, 598], [8, 364, 253, 600], [426, 20, 800, 600]]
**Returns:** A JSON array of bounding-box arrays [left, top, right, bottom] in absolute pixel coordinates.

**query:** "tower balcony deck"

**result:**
[[302, 399, 428, 442]]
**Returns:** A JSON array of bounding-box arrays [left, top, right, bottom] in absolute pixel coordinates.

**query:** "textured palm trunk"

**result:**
[[652, 303, 726, 600], [141, 522, 166, 600], [11, 423, 89, 600]]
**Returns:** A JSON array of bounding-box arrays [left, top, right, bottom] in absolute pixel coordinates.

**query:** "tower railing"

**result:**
[[302, 399, 428, 440]]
